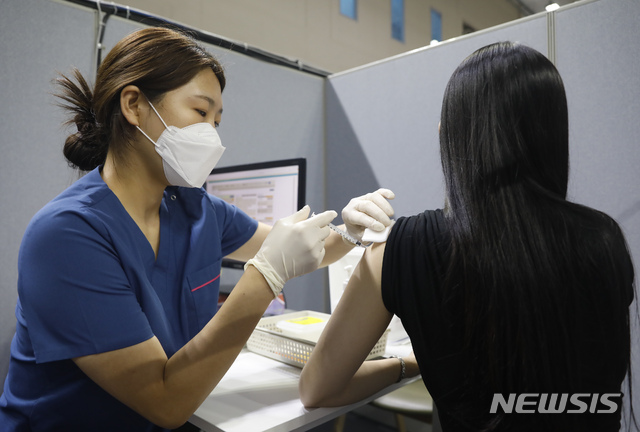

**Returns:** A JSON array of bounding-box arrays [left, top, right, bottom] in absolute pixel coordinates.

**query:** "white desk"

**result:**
[[189, 342, 415, 432]]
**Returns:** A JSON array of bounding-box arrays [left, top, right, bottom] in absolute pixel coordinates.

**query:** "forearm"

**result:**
[[160, 266, 274, 422], [319, 225, 355, 268], [301, 356, 407, 407]]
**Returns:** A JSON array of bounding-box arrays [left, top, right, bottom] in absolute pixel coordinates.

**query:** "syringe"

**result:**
[[312, 213, 371, 247]]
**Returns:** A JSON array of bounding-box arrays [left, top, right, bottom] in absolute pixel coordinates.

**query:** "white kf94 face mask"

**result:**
[[136, 99, 225, 188]]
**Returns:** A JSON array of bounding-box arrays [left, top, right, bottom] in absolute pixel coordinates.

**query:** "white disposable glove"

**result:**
[[342, 188, 395, 243], [245, 205, 337, 297]]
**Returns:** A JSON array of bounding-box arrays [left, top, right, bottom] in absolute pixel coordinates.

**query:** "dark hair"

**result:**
[[55, 27, 226, 171], [440, 42, 634, 430]]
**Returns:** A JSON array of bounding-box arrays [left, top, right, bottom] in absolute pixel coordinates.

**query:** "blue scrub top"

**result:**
[[0, 167, 258, 431]]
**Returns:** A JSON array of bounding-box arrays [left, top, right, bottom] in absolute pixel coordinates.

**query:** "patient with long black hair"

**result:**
[[299, 41, 635, 431]]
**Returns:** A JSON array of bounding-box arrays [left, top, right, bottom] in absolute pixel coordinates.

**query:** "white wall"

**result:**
[[109, 0, 521, 72]]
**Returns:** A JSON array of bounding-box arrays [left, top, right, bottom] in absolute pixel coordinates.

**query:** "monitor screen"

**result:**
[[204, 158, 306, 268]]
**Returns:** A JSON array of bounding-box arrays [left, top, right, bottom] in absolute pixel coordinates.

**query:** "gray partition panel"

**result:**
[[206, 46, 328, 315], [555, 0, 640, 420], [0, 0, 325, 389], [556, 0, 640, 282], [0, 0, 96, 392], [326, 15, 548, 221]]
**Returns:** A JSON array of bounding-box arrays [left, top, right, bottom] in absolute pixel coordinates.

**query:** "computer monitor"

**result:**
[[204, 158, 306, 269]]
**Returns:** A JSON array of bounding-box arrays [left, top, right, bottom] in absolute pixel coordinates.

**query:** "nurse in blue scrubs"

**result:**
[[0, 27, 395, 432]]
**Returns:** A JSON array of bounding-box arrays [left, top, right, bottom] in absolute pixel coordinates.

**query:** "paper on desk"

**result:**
[[387, 315, 409, 343]]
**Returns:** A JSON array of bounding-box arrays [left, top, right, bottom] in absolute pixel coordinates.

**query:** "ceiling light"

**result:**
[[545, 3, 560, 12]]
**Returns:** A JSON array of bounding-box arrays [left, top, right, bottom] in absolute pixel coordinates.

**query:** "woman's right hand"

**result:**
[[246, 205, 337, 296], [404, 351, 420, 378]]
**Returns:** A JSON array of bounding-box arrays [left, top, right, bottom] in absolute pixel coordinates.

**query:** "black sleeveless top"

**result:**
[[381, 209, 634, 431]]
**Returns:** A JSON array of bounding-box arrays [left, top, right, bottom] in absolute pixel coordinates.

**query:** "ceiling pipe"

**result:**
[[507, 0, 535, 16]]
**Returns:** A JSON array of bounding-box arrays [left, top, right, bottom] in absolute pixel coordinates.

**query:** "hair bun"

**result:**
[[55, 68, 108, 171], [63, 130, 105, 171]]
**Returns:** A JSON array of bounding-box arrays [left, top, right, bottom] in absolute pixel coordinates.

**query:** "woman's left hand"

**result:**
[[342, 188, 395, 243]]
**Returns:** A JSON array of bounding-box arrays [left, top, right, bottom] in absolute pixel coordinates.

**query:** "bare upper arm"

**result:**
[[301, 242, 392, 390], [325, 241, 391, 353], [224, 222, 271, 262]]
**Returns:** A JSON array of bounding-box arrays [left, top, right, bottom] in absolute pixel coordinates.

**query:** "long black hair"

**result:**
[[440, 42, 634, 430]]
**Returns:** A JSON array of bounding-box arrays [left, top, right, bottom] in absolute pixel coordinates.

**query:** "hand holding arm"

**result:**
[[342, 188, 395, 244], [228, 188, 395, 269], [320, 188, 396, 267]]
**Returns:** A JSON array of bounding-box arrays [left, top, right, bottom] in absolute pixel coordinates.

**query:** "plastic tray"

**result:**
[[246, 310, 389, 368]]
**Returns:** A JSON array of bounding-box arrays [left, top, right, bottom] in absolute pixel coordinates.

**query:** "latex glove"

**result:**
[[342, 188, 395, 243], [245, 205, 337, 297]]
